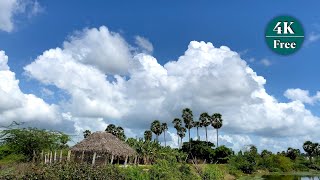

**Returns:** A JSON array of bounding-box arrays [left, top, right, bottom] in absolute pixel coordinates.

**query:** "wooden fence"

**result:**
[[37, 150, 137, 167]]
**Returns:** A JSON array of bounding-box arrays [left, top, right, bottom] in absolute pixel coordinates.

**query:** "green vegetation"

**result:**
[[0, 128, 69, 161], [0, 108, 320, 179]]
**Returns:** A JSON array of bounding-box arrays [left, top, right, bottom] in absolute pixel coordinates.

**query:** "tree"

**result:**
[[115, 126, 126, 141], [0, 128, 70, 161], [105, 124, 117, 134], [213, 145, 233, 163], [182, 108, 193, 150], [144, 130, 152, 142], [83, 130, 91, 139], [172, 118, 182, 147], [105, 124, 126, 141], [212, 113, 223, 147], [193, 121, 201, 141], [261, 149, 272, 158], [303, 141, 318, 162], [151, 120, 162, 142], [286, 147, 300, 160], [181, 140, 215, 163], [161, 123, 168, 146], [177, 127, 187, 149], [199, 112, 210, 144]]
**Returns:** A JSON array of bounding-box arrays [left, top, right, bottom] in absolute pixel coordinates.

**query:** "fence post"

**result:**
[[134, 155, 137, 165], [54, 150, 57, 162], [40, 150, 43, 163], [110, 154, 114, 164], [67, 150, 71, 162], [92, 152, 97, 165], [59, 150, 63, 162], [81, 151, 85, 162], [124, 155, 128, 167], [49, 151, 52, 164]]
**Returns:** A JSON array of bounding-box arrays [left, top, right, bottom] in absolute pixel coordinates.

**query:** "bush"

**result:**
[[181, 140, 215, 163], [120, 166, 149, 180], [228, 154, 256, 174], [149, 159, 180, 180], [201, 165, 224, 180], [213, 146, 233, 164], [259, 154, 293, 172]]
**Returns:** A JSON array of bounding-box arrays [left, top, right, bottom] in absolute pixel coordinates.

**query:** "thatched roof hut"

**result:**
[[71, 131, 136, 158]]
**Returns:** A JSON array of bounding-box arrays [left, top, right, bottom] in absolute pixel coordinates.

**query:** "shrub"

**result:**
[[201, 165, 224, 180], [149, 159, 180, 180], [120, 166, 149, 180], [213, 146, 233, 164]]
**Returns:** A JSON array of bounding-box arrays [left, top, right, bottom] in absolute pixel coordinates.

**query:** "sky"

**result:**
[[0, 0, 320, 152]]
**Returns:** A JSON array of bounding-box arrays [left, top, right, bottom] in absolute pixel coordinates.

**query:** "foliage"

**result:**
[[182, 108, 194, 148], [286, 147, 300, 160], [105, 124, 126, 141], [213, 145, 233, 164], [211, 113, 223, 147], [0, 145, 14, 160], [200, 164, 224, 180], [83, 130, 91, 139], [144, 130, 152, 142], [182, 140, 215, 163], [127, 138, 186, 165], [199, 112, 210, 142], [0, 128, 70, 161], [150, 120, 162, 141], [149, 159, 199, 180], [228, 146, 258, 174]]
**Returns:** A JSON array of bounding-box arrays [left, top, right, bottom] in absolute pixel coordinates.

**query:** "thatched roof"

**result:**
[[71, 131, 136, 157]]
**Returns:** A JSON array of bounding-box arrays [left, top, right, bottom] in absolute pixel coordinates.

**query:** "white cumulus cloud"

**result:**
[[284, 88, 320, 104], [0, 0, 42, 32], [22, 26, 320, 151], [135, 36, 154, 54], [0, 50, 60, 126]]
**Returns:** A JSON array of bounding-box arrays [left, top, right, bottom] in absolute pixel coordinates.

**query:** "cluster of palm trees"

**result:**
[[105, 124, 126, 141], [172, 108, 223, 148], [82, 124, 126, 141], [147, 120, 168, 146], [146, 108, 223, 149]]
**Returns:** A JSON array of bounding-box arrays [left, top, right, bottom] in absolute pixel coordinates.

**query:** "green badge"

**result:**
[[265, 16, 304, 55]]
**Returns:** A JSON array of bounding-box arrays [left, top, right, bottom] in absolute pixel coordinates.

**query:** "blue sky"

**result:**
[[1, 0, 320, 151]]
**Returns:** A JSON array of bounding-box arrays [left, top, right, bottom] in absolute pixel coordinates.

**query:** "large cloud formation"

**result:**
[[0, 0, 41, 32], [17, 25, 320, 151], [0, 51, 60, 126]]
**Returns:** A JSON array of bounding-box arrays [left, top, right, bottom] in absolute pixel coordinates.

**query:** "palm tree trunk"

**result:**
[[178, 136, 180, 148], [196, 127, 199, 140], [181, 137, 183, 148], [164, 131, 166, 146], [156, 135, 158, 142], [188, 128, 191, 150], [205, 126, 208, 145], [216, 129, 219, 147]]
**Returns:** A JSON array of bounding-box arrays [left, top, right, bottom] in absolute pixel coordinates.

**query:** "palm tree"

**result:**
[[105, 124, 116, 134], [172, 118, 182, 147], [83, 130, 91, 138], [182, 108, 194, 150], [106, 124, 126, 141], [177, 127, 187, 148], [193, 121, 201, 140], [150, 120, 162, 142], [116, 126, 126, 141], [161, 123, 168, 146], [144, 130, 152, 142], [212, 113, 223, 147], [199, 112, 211, 144]]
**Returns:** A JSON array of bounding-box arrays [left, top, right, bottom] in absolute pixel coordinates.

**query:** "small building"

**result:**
[[71, 131, 136, 165]]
